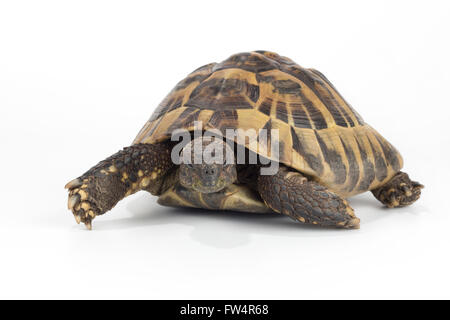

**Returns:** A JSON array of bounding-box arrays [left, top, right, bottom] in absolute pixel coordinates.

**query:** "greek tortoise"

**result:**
[[65, 51, 423, 230]]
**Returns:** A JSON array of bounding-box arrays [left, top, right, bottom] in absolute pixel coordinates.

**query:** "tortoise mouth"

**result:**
[[191, 180, 228, 194]]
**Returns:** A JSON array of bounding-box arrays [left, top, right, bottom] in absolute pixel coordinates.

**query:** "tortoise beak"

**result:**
[[192, 179, 227, 194]]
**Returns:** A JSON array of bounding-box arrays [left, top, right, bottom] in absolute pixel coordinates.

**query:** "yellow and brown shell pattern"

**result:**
[[134, 51, 403, 197]]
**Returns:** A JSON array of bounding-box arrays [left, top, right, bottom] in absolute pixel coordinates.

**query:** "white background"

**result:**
[[1, 0, 449, 299]]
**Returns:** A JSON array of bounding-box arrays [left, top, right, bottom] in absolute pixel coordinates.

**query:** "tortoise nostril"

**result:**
[[204, 168, 216, 176]]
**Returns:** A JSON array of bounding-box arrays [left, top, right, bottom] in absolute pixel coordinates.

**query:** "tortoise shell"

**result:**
[[133, 51, 403, 197]]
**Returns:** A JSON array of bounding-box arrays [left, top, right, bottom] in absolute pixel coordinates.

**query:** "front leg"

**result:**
[[258, 166, 360, 229], [65, 142, 173, 229]]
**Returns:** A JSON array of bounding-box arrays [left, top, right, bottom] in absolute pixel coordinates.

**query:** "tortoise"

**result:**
[[65, 50, 424, 230]]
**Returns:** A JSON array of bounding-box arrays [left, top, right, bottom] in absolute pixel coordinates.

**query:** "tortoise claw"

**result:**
[[413, 182, 425, 189], [65, 178, 83, 189], [66, 179, 100, 230], [388, 194, 400, 208], [68, 194, 81, 211], [400, 184, 413, 197]]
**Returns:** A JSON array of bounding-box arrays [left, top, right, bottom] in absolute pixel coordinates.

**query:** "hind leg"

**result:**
[[371, 171, 424, 208]]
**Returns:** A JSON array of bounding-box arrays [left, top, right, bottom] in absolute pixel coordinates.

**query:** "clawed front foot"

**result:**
[[64, 143, 174, 229], [372, 172, 424, 208], [65, 177, 104, 230], [258, 166, 361, 229], [65, 158, 132, 230], [65, 165, 133, 230]]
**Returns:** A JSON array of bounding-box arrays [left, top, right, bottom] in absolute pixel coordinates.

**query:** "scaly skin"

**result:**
[[371, 171, 424, 208], [258, 166, 360, 229], [65, 142, 173, 229]]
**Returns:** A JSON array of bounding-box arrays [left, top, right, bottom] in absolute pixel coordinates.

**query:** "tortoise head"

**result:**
[[179, 137, 237, 193]]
